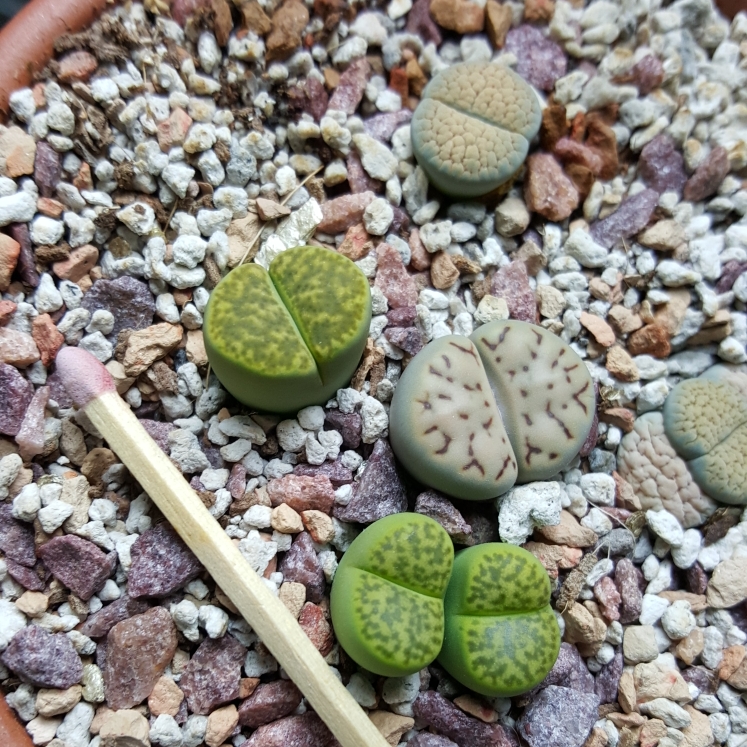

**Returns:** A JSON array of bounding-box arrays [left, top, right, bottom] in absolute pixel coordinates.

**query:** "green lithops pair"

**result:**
[[411, 62, 542, 198], [204, 246, 371, 413], [389, 320, 596, 501], [663, 365, 747, 506], [330, 513, 560, 696]]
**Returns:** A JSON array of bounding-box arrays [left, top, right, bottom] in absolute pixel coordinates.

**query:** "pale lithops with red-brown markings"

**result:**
[[472, 321, 596, 483], [389, 321, 595, 501], [389, 335, 518, 501]]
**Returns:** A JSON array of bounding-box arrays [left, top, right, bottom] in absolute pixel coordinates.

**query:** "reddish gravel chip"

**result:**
[[6, 558, 45, 591], [127, 523, 202, 599], [180, 634, 247, 715], [413, 691, 515, 747], [1, 625, 83, 689], [334, 439, 406, 524], [79, 595, 151, 639], [238, 680, 303, 728], [0, 363, 34, 437], [103, 607, 178, 710], [244, 712, 333, 747], [38, 534, 117, 601], [0, 504, 36, 567], [279, 531, 325, 604]]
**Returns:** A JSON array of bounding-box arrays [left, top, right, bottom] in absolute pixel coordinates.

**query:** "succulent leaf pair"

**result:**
[[389, 320, 596, 501], [204, 246, 371, 414], [663, 364, 747, 506], [330, 513, 560, 697]]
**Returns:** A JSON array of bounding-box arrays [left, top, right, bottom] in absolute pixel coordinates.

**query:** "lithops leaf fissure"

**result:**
[[204, 246, 371, 413], [270, 246, 371, 371], [388, 336, 518, 501], [411, 62, 541, 198], [471, 321, 596, 483], [439, 543, 560, 697], [330, 514, 454, 677], [204, 263, 318, 379], [663, 365, 747, 506], [663, 378, 747, 461]]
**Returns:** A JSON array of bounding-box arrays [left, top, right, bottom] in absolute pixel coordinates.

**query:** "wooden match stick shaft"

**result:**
[[84, 390, 389, 747]]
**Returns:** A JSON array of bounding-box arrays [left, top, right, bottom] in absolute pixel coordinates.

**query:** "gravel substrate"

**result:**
[[1, 0, 747, 746]]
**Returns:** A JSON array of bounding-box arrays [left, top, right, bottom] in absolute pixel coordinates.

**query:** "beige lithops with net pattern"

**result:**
[[411, 62, 542, 198]]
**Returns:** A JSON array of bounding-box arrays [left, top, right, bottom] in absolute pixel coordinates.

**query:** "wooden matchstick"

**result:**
[[55, 347, 389, 747]]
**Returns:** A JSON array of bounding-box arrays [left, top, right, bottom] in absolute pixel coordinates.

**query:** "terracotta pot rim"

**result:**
[[0, 0, 111, 120]]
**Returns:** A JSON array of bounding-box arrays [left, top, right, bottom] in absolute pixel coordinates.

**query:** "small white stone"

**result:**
[[702, 625, 724, 670], [363, 197, 394, 236], [46, 103, 75, 136], [671, 528, 701, 569], [117, 202, 156, 235], [564, 229, 609, 268], [361, 396, 388, 443], [0, 598, 26, 651], [420, 221, 453, 253], [12, 483, 40, 522], [30, 215, 64, 246], [34, 273, 63, 313], [277, 419, 307, 452], [497, 481, 562, 545], [37, 501, 74, 534], [579, 473, 616, 506], [347, 672, 377, 707], [198, 604, 229, 638], [244, 505, 273, 530], [639, 594, 671, 625], [150, 714, 184, 747], [56, 701, 94, 747], [639, 698, 691, 729], [382, 672, 421, 704], [661, 600, 696, 640], [172, 234, 207, 268], [353, 133, 398, 181], [646, 509, 684, 548]]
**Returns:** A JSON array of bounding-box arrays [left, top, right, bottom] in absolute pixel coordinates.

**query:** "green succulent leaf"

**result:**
[[204, 246, 371, 414], [330, 513, 454, 677], [439, 543, 560, 697]]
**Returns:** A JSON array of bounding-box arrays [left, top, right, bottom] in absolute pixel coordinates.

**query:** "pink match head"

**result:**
[[55, 346, 116, 408]]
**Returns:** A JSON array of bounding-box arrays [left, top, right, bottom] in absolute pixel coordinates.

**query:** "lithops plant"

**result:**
[[616, 412, 717, 528], [663, 364, 747, 506], [411, 62, 542, 198], [439, 543, 560, 697], [330, 513, 454, 677], [389, 320, 595, 501], [204, 246, 371, 413]]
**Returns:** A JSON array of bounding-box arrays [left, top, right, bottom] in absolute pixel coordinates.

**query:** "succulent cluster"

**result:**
[[330, 513, 559, 697], [411, 62, 542, 198], [389, 320, 596, 501], [203, 246, 371, 413]]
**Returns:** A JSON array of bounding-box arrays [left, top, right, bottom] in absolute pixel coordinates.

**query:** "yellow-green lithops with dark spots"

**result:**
[[411, 62, 542, 198], [439, 543, 560, 697], [204, 246, 371, 413], [663, 365, 747, 505], [330, 513, 454, 677]]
